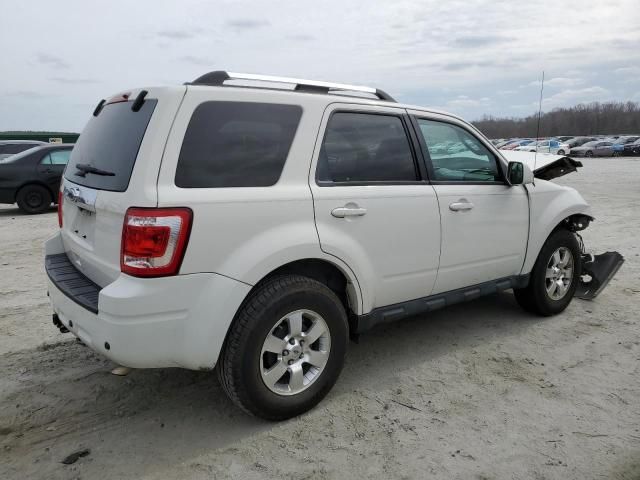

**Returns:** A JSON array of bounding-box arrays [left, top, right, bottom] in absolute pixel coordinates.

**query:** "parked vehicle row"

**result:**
[[492, 135, 640, 157]]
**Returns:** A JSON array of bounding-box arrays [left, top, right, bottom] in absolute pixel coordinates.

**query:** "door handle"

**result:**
[[449, 201, 474, 212], [331, 205, 367, 218]]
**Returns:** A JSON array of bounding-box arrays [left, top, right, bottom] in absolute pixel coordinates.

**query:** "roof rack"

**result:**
[[187, 71, 396, 102]]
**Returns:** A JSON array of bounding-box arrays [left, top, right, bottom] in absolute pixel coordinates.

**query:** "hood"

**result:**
[[500, 150, 582, 180]]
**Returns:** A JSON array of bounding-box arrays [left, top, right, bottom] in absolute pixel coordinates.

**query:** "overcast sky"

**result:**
[[1, 0, 639, 132]]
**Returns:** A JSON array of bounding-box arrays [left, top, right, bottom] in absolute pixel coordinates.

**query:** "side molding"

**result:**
[[354, 275, 529, 333]]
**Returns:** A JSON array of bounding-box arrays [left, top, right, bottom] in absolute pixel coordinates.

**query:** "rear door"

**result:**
[[37, 148, 70, 193], [409, 111, 529, 294], [310, 104, 441, 311], [60, 87, 185, 286]]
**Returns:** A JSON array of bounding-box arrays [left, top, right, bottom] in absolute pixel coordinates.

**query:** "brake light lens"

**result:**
[[121, 207, 192, 277], [57, 191, 63, 228]]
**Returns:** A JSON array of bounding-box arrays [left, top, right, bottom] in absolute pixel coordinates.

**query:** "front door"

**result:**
[[310, 104, 441, 311], [410, 112, 530, 294]]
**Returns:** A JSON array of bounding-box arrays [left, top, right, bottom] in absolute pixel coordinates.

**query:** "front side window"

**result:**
[[317, 112, 417, 183], [175, 101, 302, 188], [416, 118, 501, 182]]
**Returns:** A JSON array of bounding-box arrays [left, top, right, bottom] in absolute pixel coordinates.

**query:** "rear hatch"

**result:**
[[60, 86, 186, 287]]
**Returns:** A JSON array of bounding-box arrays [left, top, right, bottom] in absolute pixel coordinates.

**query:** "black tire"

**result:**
[[585, 150, 594, 157], [16, 184, 52, 214], [557, 149, 565, 155], [514, 229, 581, 316], [612, 151, 619, 157], [217, 275, 348, 420]]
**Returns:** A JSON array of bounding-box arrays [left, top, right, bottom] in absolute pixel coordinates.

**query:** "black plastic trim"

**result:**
[[354, 275, 529, 333], [45, 253, 100, 314]]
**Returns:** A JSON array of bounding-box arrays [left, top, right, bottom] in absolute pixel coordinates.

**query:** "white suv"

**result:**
[[45, 71, 623, 420]]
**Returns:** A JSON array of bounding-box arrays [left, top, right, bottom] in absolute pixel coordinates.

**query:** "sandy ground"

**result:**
[[0, 157, 639, 479]]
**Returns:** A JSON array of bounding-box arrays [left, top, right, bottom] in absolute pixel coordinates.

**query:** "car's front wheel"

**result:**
[[557, 149, 565, 155], [585, 150, 594, 157], [514, 229, 581, 316], [16, 184, 52, 214], [217, 275, 348, 420]]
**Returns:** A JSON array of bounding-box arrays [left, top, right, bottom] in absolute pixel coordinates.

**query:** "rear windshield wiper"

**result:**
[[75, 163, 116, 177]]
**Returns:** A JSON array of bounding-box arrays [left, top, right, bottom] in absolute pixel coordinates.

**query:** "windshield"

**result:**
[[65, 99, 157, 192]]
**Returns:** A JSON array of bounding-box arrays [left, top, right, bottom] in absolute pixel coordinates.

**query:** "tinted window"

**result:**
[[65, 99, 157, 192], [175, 102, 302, 188], [417, 119, 501, 182], [49, 149, 71, 165], [317, 112, 417, 183]]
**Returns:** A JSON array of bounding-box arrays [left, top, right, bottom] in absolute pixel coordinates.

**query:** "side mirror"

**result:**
[[507, 161, 534, 185]]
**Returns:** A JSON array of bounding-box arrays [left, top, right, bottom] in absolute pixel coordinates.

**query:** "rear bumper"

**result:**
[[45, 232, 251, 370]]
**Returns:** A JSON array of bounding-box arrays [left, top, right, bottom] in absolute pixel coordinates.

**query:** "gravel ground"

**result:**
[[0, 157, 639, 479]]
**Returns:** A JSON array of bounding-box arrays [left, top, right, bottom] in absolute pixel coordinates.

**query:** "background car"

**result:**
[[612, 136, 639, 156], [622, 138, 640, 156], [0, 140, 45, 160], [0, 143, 73, 213], [502, 139, 535, 150], [515, 139, 570, 155], [570, 140, 614, 157]]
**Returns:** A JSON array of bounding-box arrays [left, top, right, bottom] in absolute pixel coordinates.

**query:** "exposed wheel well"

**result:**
[[259, 259, 353, 313], [552, 213, 593, 234]]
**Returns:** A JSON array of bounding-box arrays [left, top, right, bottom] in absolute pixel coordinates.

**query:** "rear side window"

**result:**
[[41, 149, 71, 165], [175, 102, 302, 188], [65, 99, 157, 192], [317, 112, 417, 184]]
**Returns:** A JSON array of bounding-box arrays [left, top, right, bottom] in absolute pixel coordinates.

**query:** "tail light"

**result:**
[[57, 191, 63, 228], [121, 207, 192, 277]]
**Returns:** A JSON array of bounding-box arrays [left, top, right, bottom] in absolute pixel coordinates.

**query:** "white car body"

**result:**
[[46, 73, 600, 371], [515, 139, 571, 155]]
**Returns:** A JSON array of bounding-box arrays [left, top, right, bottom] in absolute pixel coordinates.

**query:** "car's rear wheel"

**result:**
[[585, 150, 594, 157], [16, 184, 52, 214], [217, 275, 348, 420], [557, 149, 565, 155], [514, 229, 581, 316], [612, 151, 620, 157]]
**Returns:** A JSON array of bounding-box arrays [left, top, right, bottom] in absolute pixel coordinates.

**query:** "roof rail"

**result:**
[[187, 71, 396, 102]]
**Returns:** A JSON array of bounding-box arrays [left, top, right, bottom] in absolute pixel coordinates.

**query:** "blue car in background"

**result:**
[[612, 136, 639, 156]]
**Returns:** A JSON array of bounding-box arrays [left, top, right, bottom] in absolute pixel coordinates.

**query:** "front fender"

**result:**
[[522, 181, 592, 274]]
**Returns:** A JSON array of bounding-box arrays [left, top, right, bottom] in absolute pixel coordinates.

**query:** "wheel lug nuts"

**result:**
[[282, 350, 289, 356], [300, 340, 305, 346], [289, 338, 295, 345], [288, 359, 294, 365]]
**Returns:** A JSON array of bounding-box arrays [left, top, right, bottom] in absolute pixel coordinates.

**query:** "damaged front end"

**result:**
[[563, 215, 625, 300], [576, 252, 625, 300], [501, 150, 582, 180]]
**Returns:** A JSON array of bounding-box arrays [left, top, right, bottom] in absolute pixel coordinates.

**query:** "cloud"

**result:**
[[50, 77, 99, 85], [451, 34, 513, 48], [445, 95, 491, 109], [156, 29, 194, 40], [225, 19, 270, 31], [522, 77, 585, 89], [35, 53, 69, 69], [543, 86, 611, 108], [286, 33, 315, 42], [178, 55, 214, 66]]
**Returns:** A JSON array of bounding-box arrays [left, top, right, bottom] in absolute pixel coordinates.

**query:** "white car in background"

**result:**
[[515, 139, 571, 155], [45, 71, 623, 420]]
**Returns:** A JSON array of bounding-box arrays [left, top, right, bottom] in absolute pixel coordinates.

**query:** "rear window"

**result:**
[[65, 99, 157, 192], [175, 101, 302, 188]]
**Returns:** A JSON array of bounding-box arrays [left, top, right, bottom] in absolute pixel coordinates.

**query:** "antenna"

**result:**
[[534, 71, 545, 171]]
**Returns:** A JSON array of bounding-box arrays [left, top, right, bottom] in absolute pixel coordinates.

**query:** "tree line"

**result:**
[[472, 101, 640, 139]]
